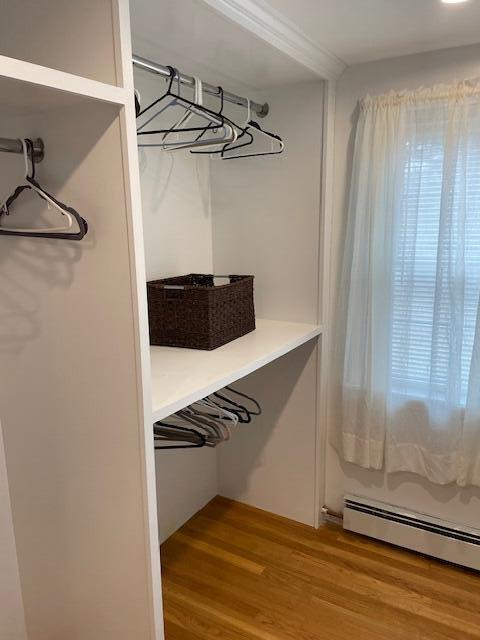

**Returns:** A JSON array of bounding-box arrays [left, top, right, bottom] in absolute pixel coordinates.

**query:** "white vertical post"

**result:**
[[0, 422, 28, 640], [111, 1, 165, 639], [314, 78, 336, 527]]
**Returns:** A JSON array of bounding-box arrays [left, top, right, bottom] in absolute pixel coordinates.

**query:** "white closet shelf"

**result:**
[[150, 318, 322, 421], [0, 55, 128, 115]]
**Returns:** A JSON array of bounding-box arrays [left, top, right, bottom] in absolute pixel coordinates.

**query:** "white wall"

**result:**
[[0, 1, 117, 84], [135, 67, 218, 542], [214, 82, 324, 525], [327, 43, 480, 525], [211, 83, 323, 324]]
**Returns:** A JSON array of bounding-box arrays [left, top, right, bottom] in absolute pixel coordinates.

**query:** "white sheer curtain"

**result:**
[[338, 81, 480, 487]]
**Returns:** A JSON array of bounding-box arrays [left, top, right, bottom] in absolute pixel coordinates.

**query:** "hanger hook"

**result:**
[[175, 68, 181, 96], [20, 139, 35, 180], [26, 139, 36, 179], [196, 76, 203, 106], [217, 86, 224, 115], [165, 65, 176, 93], [244, 97, 251, 127], [20, 139, 28, 178]]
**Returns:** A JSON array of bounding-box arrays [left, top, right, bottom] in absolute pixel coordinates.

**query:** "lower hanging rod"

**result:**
[[132, 54, 269, 118], [0, 137, 44, 162]]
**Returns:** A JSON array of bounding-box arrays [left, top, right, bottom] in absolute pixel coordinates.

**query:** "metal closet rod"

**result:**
[[0, 137, 44, 162], [132, 54, 269, 118]]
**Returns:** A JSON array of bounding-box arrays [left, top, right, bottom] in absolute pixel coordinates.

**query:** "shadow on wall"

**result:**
[[138, 146, 211, 220], [0, 242, 81, 354], [138, 136, 213, 281], [138, 146, 174, 211], [0, 103, 118, 354]]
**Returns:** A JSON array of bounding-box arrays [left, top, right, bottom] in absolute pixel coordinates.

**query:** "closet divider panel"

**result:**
[[0, 100, 156, 639], [0, 0, 119, 85], [218, 343, 318, 525]]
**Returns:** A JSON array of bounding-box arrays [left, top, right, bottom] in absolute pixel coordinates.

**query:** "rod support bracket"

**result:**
[[0, 137, 45, 162], [33, 138, 45, 162], [258, 103, 270, 118]]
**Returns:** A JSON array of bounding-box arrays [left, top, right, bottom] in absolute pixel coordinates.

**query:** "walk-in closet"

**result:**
[[2, 1, 480, 639]]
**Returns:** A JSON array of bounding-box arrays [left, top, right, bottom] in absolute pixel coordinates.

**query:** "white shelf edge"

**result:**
[[151, 319, 322, 422], [0, 54, 128, 106]]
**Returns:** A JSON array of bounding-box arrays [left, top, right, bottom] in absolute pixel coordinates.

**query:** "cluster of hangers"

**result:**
[[136, 66, 284, 159], [154, 385, 262, 450], [0, 138, 87, 240]]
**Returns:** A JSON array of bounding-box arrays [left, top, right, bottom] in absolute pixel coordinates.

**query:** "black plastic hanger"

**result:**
[[213, 386, 262, 424], [137, 66, 229, 141], [0, 139, 88, 241], [154, 421, 207, 450], [191, 91, 283, 159], [189, 87, 250, 156], [224, 386, 262, 415]]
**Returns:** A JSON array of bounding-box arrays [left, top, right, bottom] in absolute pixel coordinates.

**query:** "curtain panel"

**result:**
[[337, 81, 480, 487]]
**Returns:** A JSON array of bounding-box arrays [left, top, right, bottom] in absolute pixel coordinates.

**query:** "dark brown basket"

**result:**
[[147, 274, 255, 350]]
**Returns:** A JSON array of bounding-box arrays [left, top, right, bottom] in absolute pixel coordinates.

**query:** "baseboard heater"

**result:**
[[343, 495, 480, 571]]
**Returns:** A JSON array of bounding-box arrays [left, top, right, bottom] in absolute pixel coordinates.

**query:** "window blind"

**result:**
[[391, 108, 480, 405]]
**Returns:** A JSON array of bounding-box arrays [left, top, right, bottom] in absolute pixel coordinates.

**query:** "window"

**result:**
[[391, 109, 480, 405]]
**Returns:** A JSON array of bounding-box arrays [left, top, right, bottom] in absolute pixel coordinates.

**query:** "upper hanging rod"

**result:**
[[0, 137, 44, 162], [132, 54, 269, 118]]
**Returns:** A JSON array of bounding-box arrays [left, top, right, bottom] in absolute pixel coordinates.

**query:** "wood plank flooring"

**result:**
[[160, 496, 480, 640]]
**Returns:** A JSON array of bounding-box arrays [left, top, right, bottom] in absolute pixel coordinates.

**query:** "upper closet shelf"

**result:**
[[150, 318, 322, 421], [0, 55, 128, 115]]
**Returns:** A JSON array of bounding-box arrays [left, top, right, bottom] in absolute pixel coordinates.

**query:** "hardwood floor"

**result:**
[[160, 496, 480, 640]]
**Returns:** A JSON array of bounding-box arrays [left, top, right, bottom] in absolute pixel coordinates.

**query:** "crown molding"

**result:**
[[201, 0, 346, 80]]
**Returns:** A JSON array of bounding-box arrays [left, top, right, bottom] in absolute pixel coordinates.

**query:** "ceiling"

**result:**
[[130, 0, 480, 89], [260, 0, 480, 65], [130, 0, 318, 92]]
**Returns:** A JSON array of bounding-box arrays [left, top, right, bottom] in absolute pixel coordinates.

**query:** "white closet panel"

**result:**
[[0, 3, 163, 637], [219, 342, 319, 525], [0, 55, 126, 112], [0, 0, 118, 85], [0, 103, 153, 640]]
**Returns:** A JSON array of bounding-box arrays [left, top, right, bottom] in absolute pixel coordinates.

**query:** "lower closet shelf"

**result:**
[[150, 318, 322, 421]]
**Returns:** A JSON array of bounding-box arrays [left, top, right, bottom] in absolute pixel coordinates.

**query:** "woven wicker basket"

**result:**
[[147, 274, 255, 350]]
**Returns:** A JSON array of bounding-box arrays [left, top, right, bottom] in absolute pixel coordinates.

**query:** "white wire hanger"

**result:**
[[160, 77, 236, 152], [191, 96, 251, 158], [190, 95, 284, 159], [221, 103, 285, 159], [159, 74, 203, 147]]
